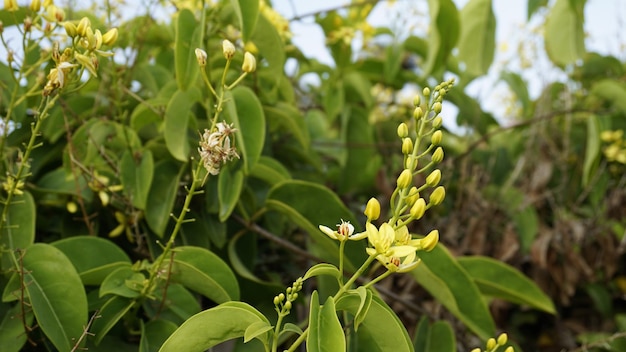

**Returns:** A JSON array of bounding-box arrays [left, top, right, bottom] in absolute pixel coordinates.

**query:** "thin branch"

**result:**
[[568, 331, 626, 352], [288, 0, 384, 21]]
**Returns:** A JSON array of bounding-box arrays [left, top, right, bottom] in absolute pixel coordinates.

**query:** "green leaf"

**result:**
[[51, 236, 131, 285], [174, 9, 202, 91], [249, 156, 291, 185], [500, 72, 532, 118], [100, 267, 145, 298], [140, 319, 178, 352], [424, 0, 460, 76], [159, 302, 270, 352], [264, 104, 310, 149], [544, 0, 586, 66], [308, 292, 345, 352], [0, 303, 33, 352], [143, 284, 201, 324], [351, 286, 372, 332], [90, 296, 135, 345], [425, 322, 455, 352], [528, 0, 549, 19], [457, 256, 556, 314], [223, 87, 266, 174], [590, 79, 626, 114], [303, 263, 341, 281], [145, 159, 184, 237], [335, 293, 413, 352], [1, 191, 35, 271], [412, 244, 495, 340], [120, 149, 154, 209], [231, 0, 259, 43], [163, 246, 240, 302], [217, 163, 245, 221], [251, 13, 285, 76], [164, 88, 201, 161], [22, 243, 88, 352], [244, 321, 273, 343], [265, 180, 365, 271], [457, 0, 496, 76]]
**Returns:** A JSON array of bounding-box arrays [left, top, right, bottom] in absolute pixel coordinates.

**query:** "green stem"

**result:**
[[338, 240, 346, 285], [272, 309, 288, 352], [363, 270, 392, 289]]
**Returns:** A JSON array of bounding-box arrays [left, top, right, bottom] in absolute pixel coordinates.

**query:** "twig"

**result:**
[[567, 331, 626, 352], [70, 310, 100, 352]]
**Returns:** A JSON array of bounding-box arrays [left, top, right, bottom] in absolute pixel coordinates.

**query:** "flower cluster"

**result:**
[[198, 122, 240, 175], [471, 333, 514, 352], [601, 129, 626, 165]]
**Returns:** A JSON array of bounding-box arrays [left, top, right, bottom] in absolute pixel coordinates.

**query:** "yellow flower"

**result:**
[[364, 223, 415, 258], [4, 0, 18, 12]]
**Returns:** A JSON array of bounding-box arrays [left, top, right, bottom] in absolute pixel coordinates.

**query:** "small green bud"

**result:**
[[396, 169, 413, 189], [284, 301, 292, 310], [421, 229, 439, 251], [409, 198, 426, 220], [429, 186, 445, 206], [413, 94, 421, 107], [432, 116, 443, 129], [402, 138, 413, 155], [413, 107, 423, 120], [279, 293, 285, 302], [486, 338, 496, 350], [273, 296, 280, 305], [432, 147, 444, 163], [433, 102, 442, 114], [286, 287, 292, 294], [470, 349, 481, 352], [504, 347, 514, 352], [497, 333, 508, 346], [364, 197, 381, 221], [423, 87, 430, 96], [431, 130, 442, 146], [291, 292, 298, 300], [425, 169, 441, 187], [397, 123, 408, 138]]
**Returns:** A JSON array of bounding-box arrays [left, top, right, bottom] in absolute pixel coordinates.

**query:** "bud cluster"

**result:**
[[273, 277, 303, 314], [195, 39, 256, 74], [470, 333, 513, 352]]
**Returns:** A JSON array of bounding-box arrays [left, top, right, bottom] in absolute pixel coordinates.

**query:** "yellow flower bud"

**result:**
[[222, 39, 235, 59], [425, 169, 441, 187], [405, 186, 419, 206], [43, 0, 52, 6], [273, 295, 280, 305], [93, 29, 103, 50], [64, 21, 77, 37], [4, 0, 18, 12], [66, 201, 78, 213], [504, 347, 514, 352], [397, 123, 408, 138], [409, 198, 426, 220], [402, 138, 413, 155], [284, 300, 292, 310], [429, 186, 445, 206], [432, 147, 444, 163], [85, 27, 95, 49], [77, 17, 90, 37], [497, 333, 508, 346], [102, 27, 118, 46], [423, 87, 430, 96], [413, 94, 420, 107], [421, 229, 439, 251], [195, 48, 207, 67], [30, 0, 41, 12], [470, 349, 481, 352], [431, 130, 442, 146], [486, 338, 496, 350], [433, 102, 442, 114], [413, 107, 423, 120], [405, 156, 417, 170], [242, 51, 256, 73], [75, 52, 98, 76], [396, 169, 412, 189], [364, 197, 381, 221], [432, 116, 443, 129]]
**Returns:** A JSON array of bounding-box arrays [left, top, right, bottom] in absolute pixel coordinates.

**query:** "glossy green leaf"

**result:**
[[425, 321, 455, 352], [249, 156, 291, 185], [217, 163, 245, 221], [175, 9, 202, 91], [0, 303, 33, 352], [159, 302, 270, 352], [22, 243, 88, 352], [264, 104, 309, 149], [120, 149, 154, 209], [140, 319, 178, 352], [335, 293, 413, 352], [544, 0, 586, 66], [100, 266, 146, 298], [223, 87, 266, 174], [145, 159, 184, 237], [51, 236, 131, 285], [528, 0, 549, 19], [163, 246, 240, 302], [90, 296, 135, 345], [244, 321, 273, 343], [458, 0, 496, 76], [413, 244, 495, 340], [351, 286, 372, 332], [424, 0, 460, 76], [303, 263, 341, 281], [0, 191, 35, 271], [457, 256, 556, 314], [231, 0, 259, 43], [281, 323, 303, 337], [265, 180, 365, 271], [251, 13, 285, 76], [413, 316, 429, 352], [308, 292, 345, 352], [165, 88, 200, 161]]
